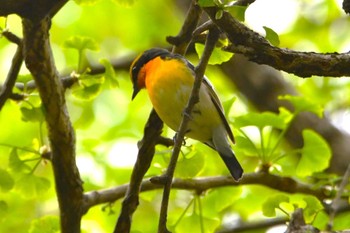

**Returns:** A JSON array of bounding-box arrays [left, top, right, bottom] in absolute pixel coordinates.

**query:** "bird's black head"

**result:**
[[130, 48, 171, 100]]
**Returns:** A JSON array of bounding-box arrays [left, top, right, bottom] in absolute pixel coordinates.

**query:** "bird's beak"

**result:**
[[131, 86, 140, 100]]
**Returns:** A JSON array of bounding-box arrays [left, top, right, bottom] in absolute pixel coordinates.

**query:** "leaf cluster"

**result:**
[[0, 0, 350, 232]]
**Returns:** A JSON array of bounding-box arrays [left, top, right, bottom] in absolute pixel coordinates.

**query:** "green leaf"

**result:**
[[312, 211, 329, 230], [198, 0, 216, 7], [74, 0, 100, 5], [73, 83, 103, 100], [263, 26, 280, 46], [64, 36, 99, 52], [222, 96, 236, 116], [227, 5, 247, 22], [235, 136, 259, 156], [279, 95, 324, 117], [29, 215, 60, 233], [112, 0, 135, 6], [16, 175, 50, 198], [20, 105, 44, 122], [81, 138, 101, 151], [332, 211, 350, 230], [17, 74, 33, 84], [9, 148, 32, 172], [296, 130, 331, 177], [202, 187, 241, 217], [195, 43, 234, 65], [72, 74, 104, 100], [303, 196, 324, 223], [0, 201, 8, 220], [0, 17, 5, 32], [215, 9, 224, 19], [175, 150, 205, 178], [173, 213, 220, 233], [235, 112, 286, 130], [100, 58, 119, 88], [0, 169, 14, 192], [262, 194, 290, 217], [278, 107, 294, 123], [74, 104, 96, 129]]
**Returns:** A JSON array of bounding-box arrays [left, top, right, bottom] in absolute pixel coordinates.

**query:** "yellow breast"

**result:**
[[143, 56, 222, 142]]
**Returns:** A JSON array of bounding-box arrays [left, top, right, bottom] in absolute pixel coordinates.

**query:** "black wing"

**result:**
[[180, 57, 235, 144]]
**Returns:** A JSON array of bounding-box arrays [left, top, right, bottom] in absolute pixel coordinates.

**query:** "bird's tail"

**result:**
[[218, 149, 243, 181], [212, 127, 243, 181]]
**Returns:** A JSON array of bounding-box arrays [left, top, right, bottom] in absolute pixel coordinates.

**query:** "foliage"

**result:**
[[0, 0, 350, 232]]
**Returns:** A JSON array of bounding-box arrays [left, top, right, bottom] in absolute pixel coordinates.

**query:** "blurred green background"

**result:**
[[1, 0, 350, 232]]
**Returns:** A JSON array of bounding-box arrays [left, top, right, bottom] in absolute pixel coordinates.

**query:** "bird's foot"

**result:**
[[173, 133, 187, 146]]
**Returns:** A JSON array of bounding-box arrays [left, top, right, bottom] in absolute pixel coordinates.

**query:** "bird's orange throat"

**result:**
[[136, 66, 146, 89], [137, 56, 163, 90]]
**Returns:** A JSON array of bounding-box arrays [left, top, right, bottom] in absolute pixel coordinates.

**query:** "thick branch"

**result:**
[[113, 110, 164, 233], [84, 172, 329, 209], [0, 0, 30, 16], [203, 7, 350, 78], [22, 16, 83, 233], [0, 0, 68, 21]]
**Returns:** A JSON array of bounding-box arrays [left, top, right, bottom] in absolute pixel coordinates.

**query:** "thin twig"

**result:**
[[15, 75, 79, 92], [167, 0, 202, 55], [0, 33, 23, 110], [192, 20, 215, 37], [327, 163, 350, 230], [157, 27, 220, 233], [233, 0, 256, 6], [216, 217, 287, 233], [2, 31, 22, 45]]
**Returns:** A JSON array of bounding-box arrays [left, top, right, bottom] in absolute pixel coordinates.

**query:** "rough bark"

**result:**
[[22, 16, 83, 233]]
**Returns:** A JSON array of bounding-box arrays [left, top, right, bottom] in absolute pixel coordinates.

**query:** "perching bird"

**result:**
[[130, 48, 243, 181]]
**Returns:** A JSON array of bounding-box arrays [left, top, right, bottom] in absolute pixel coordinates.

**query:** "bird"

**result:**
[[130, 48, 243, 181]]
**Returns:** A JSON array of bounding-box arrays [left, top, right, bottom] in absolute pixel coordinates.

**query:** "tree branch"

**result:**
[[0, 0, 30, 16], [285, 208, 319, 233], [84, 172, 329, 210], [15, 75, 79, 92], [233, 0, 256, 6], [0, 0, 68, 21], [167, 0, 202, 55], [343, 0, 350, 14], [327, 163, 350, 230], [217, 217, 287, 233], [22, 14, 83, 233], [158, 27, 220, 233], [113, 110, 165, 233], [203, 7, 350, 78], [0, 32, 23, 111], [221, 54, 350, 174], [2, 31, 22, 45]]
